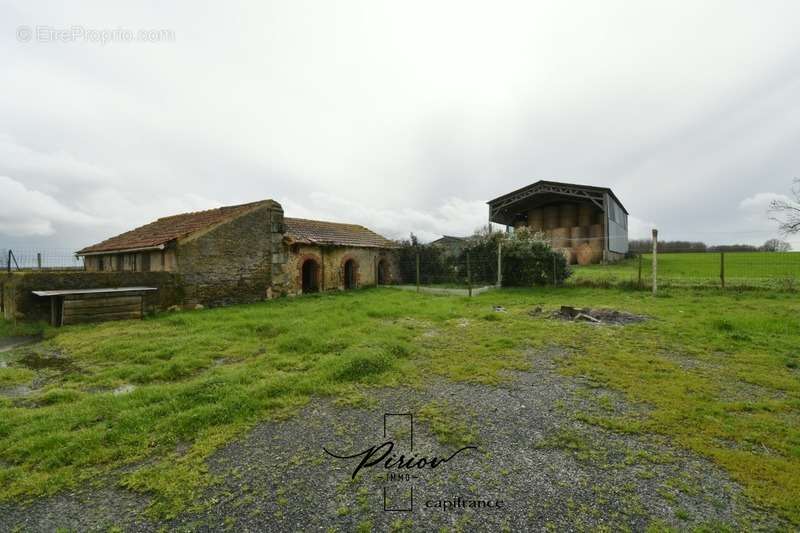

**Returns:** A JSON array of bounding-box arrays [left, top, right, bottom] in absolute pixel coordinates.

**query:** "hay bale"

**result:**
[[551, 227, 570, 249], [558, 247, 576, 265], [588, 223, 604, 251], [543, 205, 560, 229], [527, 208, 544, 231], [576, 243, 595, 265], [578, 204, 595, 226], [559, 203, 578, 228], [569, 226, 587, 247]]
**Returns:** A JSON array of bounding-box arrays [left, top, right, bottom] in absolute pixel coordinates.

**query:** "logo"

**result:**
[[323, 413, 478, 511]]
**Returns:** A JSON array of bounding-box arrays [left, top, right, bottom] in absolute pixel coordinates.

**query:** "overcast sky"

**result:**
[[2, 1, 800, 253]]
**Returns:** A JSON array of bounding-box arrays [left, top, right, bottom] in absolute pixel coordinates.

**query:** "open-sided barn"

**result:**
[[487, 180, 629, 264]]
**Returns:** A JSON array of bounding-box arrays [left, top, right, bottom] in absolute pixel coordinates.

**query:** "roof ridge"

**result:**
[[155, 199, 271, 222]]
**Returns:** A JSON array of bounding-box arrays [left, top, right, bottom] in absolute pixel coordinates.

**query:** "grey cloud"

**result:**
[[1, 1, 799, 251]]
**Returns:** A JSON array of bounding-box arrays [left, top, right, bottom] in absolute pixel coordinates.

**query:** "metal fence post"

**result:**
[[496, 240, 502, 287], [638, 253, 643, 290], [720, 251, 725, 289], [415, 250, 420, 293], [467, 250, 472, 297], [652, 229, 658, 295]]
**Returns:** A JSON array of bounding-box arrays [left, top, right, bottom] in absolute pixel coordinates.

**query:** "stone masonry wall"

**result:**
[[284, 243, 399, 295], [175, 201, 287, 306]]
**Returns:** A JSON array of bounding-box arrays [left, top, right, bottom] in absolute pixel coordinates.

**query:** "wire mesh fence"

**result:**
[[392, 233, 799, 295], [2, 248, 85, 271], [569, 249, 800, 290]]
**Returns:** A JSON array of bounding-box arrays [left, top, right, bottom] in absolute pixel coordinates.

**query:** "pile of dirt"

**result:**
[[552, 306, 646, 325]]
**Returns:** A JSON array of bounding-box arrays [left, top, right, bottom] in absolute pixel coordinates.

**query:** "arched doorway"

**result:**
[[377, 259, 388, 285], [301, 259, 320, 293], [343, 259, 357, 290]]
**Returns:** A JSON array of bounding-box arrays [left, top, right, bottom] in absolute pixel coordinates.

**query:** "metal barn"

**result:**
[[487, 180, 629, 264]]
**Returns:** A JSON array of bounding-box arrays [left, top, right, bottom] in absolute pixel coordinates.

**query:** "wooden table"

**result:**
[[32, 287, 158, 326]]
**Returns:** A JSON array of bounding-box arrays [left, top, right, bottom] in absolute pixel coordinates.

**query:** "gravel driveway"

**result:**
[[0, 348, 785, 532]]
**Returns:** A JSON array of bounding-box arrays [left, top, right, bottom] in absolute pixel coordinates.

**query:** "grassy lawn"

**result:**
[[571, 252, 800, 289], [1, 287, 799, 523]]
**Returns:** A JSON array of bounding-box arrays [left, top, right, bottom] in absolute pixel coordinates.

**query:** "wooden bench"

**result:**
[[32, 287, 158, 326]]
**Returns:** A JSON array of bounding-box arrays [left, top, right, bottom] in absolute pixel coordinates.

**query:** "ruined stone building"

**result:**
[[75, 200, 398, 305]]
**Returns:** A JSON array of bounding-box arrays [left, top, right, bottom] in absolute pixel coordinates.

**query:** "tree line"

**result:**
[[629, 238, 791, 254]]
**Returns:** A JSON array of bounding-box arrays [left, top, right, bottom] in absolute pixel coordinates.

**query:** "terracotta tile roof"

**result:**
[[77, 200, 272, 254], [284, 217, 397, 248]]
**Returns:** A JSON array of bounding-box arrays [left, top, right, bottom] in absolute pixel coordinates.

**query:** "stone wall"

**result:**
[[175, 201, 287, 306], [284, 243, 399, 294], [0, 271, 181, 322]]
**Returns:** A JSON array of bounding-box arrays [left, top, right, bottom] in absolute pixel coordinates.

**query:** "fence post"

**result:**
[[720, 252, 725, 289], [6, 250, 10, 273], [637, 253, 643, 290], [37, 253, 42, 270], [496, 240, 502, 287], [467, 250, 472, 297], [415, 250, 420, 293], [652, 229, 658, 295]]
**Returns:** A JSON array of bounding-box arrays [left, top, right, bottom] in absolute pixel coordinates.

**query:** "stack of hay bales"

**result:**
[[524, 202, 605, 265]]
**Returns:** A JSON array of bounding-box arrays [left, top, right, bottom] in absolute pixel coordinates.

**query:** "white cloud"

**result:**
[[627, 216, 657, 240], [280, 193, 494, 243], [0, 176, 101, 236]]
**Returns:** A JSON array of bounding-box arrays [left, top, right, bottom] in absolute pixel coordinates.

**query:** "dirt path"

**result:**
[[0, 349, 785, 532]]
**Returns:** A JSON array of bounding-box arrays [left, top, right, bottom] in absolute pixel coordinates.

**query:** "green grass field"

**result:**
[[571, 251, 800, 289], [1, 287, 799, 523]]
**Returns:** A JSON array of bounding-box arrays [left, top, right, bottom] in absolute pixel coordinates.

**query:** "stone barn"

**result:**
[[282, 217, 399, 294], [487, 180, 629, 264], [75, 199, 398, 306]]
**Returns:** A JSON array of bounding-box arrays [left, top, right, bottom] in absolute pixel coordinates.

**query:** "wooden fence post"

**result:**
[[37, 253, 42, 270], [467, 250, 472, 297], [415, 250, 420, 293], [720, 252, 725, 289], [652, 229, 658, 295]]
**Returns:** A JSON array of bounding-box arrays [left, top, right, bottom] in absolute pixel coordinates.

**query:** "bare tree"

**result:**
[[771, 178, 800, 234], [760, 238, 792, 252]]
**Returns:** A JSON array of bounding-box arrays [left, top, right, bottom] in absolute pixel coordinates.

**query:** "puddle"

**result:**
[[17, 353, 74, 371], [113, 384, 136, 395], [0, 335, 42, 353], [0, 385, 33, 397]]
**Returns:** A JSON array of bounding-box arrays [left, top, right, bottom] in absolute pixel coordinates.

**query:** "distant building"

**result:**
[[430, 235, 467, 256], [487, 180, 628, 264]]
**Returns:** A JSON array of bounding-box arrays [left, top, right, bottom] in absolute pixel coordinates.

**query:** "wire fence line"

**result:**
[[3, 238, 799, 292], [2, 248, 84, 271], [394, 233, 800, 294], [571, 249, 800, 290]]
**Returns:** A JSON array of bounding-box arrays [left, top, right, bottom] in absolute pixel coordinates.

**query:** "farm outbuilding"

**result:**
[[487, 180, 628, 264], [73, 200, 398, 304]]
